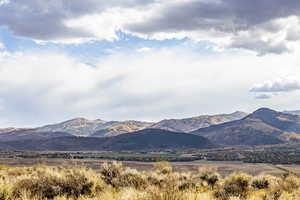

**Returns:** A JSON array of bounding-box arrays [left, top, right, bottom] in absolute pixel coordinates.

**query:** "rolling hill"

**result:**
[[192, 108, 300, 146], [0, 129, 216, 151], [150, 111, 247, 132]]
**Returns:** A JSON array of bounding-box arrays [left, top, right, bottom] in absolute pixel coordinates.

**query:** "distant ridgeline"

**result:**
[[1, 108, 300, 151]]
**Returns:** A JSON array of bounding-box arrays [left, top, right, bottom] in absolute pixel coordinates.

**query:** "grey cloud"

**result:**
[[0, 0, 153, 41], [230, 37, 290, 55], [126, 0, 300, 54], [127, 0, 300, 33], [250, 80, 300, 93], [255, 94, 272, 99]]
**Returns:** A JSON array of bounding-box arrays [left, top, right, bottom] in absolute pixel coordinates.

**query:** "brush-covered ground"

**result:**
[[0, 162, 300, 200]]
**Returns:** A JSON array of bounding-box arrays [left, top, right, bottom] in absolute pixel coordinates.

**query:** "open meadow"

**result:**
[[1, 158, 300, 177], [1, 160, 300, 200]]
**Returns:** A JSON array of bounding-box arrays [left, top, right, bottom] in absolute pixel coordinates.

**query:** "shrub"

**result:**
[[100, 161, 123, 186], [12, 168, 98, 199], [279, 175, 300, 193], [198, 167, 220, 188], [217, 173, 252, 199], [251, 177, 270, 190], [1, 163, 300, 200], [154, 161, 172, 175]]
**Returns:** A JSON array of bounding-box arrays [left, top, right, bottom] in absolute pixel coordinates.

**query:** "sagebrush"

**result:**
[[0, 161, 299, 200]]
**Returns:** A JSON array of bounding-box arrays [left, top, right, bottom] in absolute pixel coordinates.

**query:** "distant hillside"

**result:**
[[283, 110, 300, 116], [150, 111, 248, 132], [99, 129, 216, 150], [0, 129, 216, 151], [192, 108, 300, 146], [0, 128, 20, 134], [37, 118, 152, 136], [0, 129, 72, 142]]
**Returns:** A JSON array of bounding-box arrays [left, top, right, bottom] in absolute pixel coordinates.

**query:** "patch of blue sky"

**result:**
[[0, 28, 214, 63]]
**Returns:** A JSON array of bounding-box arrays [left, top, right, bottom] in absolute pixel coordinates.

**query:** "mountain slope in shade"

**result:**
[[99, 129, 216, 150], [150, 111, 248, 132], [0, 129, 216, 151], [0, 129, 72, 142], [37, 118, 153, 136]]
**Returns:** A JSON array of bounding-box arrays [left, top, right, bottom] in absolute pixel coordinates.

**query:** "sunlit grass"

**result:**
[[0, 161, 299, 199]]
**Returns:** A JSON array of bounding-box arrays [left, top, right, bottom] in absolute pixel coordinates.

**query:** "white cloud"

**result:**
[[0, 0, 9, 6], [1, 47, 300, 127], [250, 78, 300, 93], [0, 42, 4, 49], [136, 47, 152, 52]]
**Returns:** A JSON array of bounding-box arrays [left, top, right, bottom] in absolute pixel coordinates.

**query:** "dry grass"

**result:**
[[0, 162, 300, 200]]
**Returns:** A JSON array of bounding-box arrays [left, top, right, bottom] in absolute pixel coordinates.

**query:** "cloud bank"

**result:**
[[1, 48, 300, 127], [251, 79, 300, 93], [1, 0, 300, 53]]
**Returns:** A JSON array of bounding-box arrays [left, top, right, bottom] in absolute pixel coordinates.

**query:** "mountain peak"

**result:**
[[251, 108, 279, 118], [253, 107, 277, 113]]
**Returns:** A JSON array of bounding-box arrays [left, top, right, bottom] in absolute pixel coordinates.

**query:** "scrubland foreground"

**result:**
[[0, 162, 300, 200]]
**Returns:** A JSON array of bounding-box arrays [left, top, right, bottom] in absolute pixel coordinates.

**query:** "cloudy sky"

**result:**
[[1, 0, 300, 127]]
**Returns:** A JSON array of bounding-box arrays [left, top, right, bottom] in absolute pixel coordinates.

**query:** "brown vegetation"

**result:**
[[0, 161, 300, 200]]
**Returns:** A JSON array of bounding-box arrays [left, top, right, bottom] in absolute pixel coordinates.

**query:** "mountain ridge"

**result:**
[[150, 111, 248, 132], [192, 108, 300, 146]]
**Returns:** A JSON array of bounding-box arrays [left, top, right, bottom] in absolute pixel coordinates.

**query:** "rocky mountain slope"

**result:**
[[150, 111, 248, 132]]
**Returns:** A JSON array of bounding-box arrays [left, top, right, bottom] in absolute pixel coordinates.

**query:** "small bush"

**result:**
[[220, 173, 252, 199], [100, 161, 123, 186], [279, 175, 300, 193], [251, 177, 269, 190], [198, 167, 220, 188], [154, 161, 172, 175]]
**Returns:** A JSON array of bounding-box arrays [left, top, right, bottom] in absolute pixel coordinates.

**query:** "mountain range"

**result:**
[[35, 111, 247, 137], [1, 108, 300, 150]]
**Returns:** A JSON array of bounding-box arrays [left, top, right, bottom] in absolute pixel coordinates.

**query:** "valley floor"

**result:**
[[1, 158, 300, 177]]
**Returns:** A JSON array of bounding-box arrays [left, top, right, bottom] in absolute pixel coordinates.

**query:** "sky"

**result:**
[[1, 0, 300, 127]]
